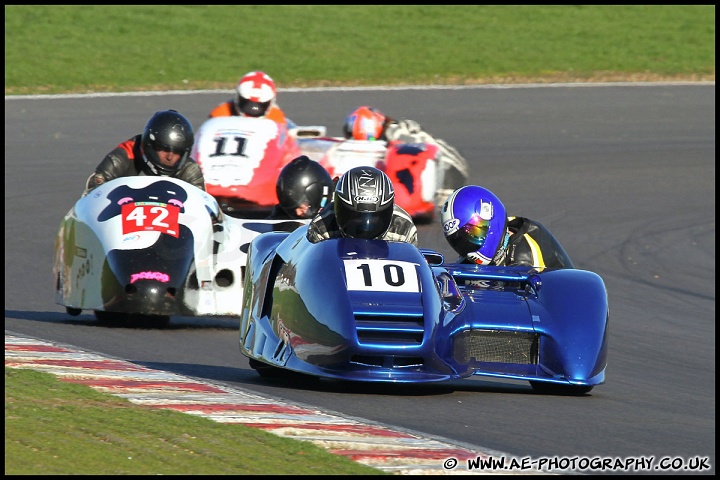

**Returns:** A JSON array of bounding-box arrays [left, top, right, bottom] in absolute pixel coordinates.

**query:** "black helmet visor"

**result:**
[[336, 205, 393, 239]]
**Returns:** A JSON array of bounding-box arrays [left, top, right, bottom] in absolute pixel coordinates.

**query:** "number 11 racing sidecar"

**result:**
[[239, 226, 608, 395], [191, 115, 303, 218]]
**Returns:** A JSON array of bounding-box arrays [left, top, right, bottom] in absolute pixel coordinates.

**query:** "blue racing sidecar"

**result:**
[[239, 226, 608, 395]]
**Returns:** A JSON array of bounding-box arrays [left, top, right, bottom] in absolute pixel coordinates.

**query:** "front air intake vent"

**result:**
[[454, 329, 539, 365], [354, 313, 425, 345]]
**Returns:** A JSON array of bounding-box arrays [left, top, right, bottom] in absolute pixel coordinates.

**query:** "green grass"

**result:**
[[4, 5, 715, 95], [5, 367, 386, 475]]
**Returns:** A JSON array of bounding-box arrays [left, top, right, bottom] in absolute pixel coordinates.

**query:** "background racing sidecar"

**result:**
[[297, 136, 442, 223], [53, 176, 306, 326], [191, 115, 303, 218]]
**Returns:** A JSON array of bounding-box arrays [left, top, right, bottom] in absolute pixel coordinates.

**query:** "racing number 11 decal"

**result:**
[[121, 202, 180, 238], [344, 259, 420, 293], [209, 136, 247, 158]]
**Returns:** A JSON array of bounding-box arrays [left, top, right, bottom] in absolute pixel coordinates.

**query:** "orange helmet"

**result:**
[[342, 106, 386, 141], [235, 71, 277, 117]]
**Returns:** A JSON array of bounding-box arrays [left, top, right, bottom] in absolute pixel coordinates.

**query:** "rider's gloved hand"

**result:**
[[83, 173, 106, 196], [399, 119, 422, 134]]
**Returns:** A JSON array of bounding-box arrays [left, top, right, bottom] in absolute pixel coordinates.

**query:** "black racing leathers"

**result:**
[[456, 216, 575, 270], [306, 202, 418, 246], [84, 134, 206, 193]]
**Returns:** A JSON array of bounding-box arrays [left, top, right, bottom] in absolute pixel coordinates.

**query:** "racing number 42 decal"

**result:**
[[344, 259, 420, 293], [121, 202, 180, 238]]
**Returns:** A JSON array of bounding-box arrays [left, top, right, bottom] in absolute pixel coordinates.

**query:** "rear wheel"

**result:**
[[530, 381, 594, 396]]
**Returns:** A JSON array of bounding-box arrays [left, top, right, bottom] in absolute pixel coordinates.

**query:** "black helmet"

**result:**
[[140, 110, 194, 176], [334, 166, 395, 239], [276, 155, 334, 219]]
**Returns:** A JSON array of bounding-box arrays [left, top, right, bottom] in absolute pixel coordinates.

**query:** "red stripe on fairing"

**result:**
[[61, 378, 227, 393], [4, 359, 149, 371], [147, 403, 313, 415], [332, 448, 478, 460], [5, 345, 71, 352], [250, 423, 414, 438]]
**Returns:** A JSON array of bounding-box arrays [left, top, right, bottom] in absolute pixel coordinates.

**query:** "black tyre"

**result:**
[[248, 358, 291, 378], [530, 381, 594, 396], [94, 311, 170, 328], [94, 310, 124, 324], [131, 314, 171, 328]]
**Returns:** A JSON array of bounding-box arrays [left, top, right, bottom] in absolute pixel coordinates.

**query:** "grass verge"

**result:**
[[5, 367, 385, 475]]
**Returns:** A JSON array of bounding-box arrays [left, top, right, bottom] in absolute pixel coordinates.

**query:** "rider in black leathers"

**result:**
[[306, 166, 418, 246], [266, 155, 334, 220], [84, 110, 205, 194]]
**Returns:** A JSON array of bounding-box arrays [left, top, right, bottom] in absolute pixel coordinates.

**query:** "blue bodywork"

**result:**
[[240, 226, 608, 392]]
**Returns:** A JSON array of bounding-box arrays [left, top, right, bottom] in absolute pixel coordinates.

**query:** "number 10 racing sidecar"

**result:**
[[239, 226, 608, 395]]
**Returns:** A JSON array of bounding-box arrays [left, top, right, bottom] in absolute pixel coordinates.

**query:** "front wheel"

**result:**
[[248, 358, 293, 379], [530, 381, 594, 396], [94, 311, 171, 328]]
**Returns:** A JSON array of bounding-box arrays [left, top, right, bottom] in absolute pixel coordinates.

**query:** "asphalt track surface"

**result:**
[[5, 83, 715, 474]]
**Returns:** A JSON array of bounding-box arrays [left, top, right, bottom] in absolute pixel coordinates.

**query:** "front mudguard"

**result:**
[[527, 269, 609, 385]]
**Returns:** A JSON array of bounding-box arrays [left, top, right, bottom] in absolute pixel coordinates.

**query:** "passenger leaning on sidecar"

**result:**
[[342, 105, 470, 206], [306, 166, 418, 246], [84, 110, 206, 194], [441, 185, 574, 270], [266, 155, 335, 220], [208, 70, 289, 127]]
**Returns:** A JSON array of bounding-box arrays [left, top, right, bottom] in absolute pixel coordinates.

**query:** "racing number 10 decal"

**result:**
[[121, 202, 180, 238], [344, 259, 420, 293]]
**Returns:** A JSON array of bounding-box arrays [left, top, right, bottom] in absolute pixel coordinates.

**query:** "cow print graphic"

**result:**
[[98, 180, 188, 222]]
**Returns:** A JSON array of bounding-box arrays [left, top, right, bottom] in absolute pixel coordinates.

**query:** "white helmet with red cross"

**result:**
[[234, 71, 277, 117]]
